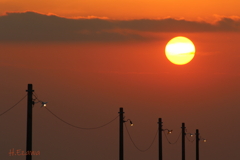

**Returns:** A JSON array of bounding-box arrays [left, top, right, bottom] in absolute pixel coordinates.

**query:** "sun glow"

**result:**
[[165, 36, 195, 65]]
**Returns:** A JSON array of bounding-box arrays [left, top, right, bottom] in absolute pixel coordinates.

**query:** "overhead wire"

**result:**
[[124, 123, 158, 152], [186, 135, 195, 143], [33, 92, 39, 99], [0, 94, 27, 117], [163, 130, 181, 144], [45, 107, 119, 130], [33, 92, 44, 103]]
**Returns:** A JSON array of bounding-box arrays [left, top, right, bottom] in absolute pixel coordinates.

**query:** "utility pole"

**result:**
[[196, 129, 199, 160], [119, 107, 124, 160], [181, 123, 185, 160], [158, 118, 163, 160], [26, 84, 34, 160]]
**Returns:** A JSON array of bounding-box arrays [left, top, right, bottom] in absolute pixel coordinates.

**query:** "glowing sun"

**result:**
[[165, 36, 195, 65]]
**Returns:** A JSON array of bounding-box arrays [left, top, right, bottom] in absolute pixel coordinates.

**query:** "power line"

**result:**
[[0, 94, 27, 117], [32, 92, 45, 105], [163, 130, 181, 144], [45, 107, 119, 130], [124, 123, 158, 152], [186, 135, 195, 143]]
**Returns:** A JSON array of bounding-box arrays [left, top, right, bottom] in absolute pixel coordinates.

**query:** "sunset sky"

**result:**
[[1, 1, 240, 160]]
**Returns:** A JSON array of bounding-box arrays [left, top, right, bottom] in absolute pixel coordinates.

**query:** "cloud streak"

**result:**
[[0, 11, 240, 41]]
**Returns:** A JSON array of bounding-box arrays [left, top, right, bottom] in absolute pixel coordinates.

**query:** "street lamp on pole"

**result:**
[[196, 129, 206, 160], [158, 118, 172, 160], [119, 108, 133, 160]]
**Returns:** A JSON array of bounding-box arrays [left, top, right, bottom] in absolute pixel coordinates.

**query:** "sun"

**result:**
[[165, 36, 195, 65]]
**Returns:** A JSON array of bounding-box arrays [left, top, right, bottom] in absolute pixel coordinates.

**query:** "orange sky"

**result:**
[[1, 0, 240, 21], [1, 1, 240, 160], [1, 32, 240, 160]]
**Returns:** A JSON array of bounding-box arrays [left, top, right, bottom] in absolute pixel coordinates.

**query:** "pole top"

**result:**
[[118, 107, 124, 114], [158, 118, 163, 124], [181, 123, 185, 128], [26, 84, 34, 92]]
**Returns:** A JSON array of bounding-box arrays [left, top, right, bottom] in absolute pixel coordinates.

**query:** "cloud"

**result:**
[[0, 11, 240, 42]]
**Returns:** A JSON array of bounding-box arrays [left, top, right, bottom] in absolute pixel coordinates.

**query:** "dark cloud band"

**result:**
[[0, 11, 239, 41]]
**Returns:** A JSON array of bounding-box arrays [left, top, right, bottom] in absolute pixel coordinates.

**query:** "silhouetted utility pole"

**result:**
[[26, 84, 34, 160], [119, 107, 124, 160], [196, 129, 199, 160], [181, 123, 185, 160], [158, 118, 163, 160]]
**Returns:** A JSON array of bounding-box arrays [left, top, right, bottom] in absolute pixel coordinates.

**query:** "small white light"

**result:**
[[41, 102, 48, 107], [130, 120, 133, 126]]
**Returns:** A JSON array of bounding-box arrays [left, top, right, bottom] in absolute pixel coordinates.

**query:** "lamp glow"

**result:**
[[130, 120, 133, 126], [41, 102, 48, 107]]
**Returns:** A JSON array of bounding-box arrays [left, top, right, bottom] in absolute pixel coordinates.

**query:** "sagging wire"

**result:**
[[33, 92, 119, 129], [0, 94, 27, 117], [124, 122, 158, 152], [33, 93, 47, 107], [45, 107, 119, 130], [163, 130, 181, 144], [186, 134, 195, 143], [185, 129, 195, 143]]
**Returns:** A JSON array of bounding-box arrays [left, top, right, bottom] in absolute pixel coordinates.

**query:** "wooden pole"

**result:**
[[119, 108, 124, 160], [196, 129, 199, 160], [26, 84, 34, 160], [159, 118, 163, 160], [182, 123, 185, 160]]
